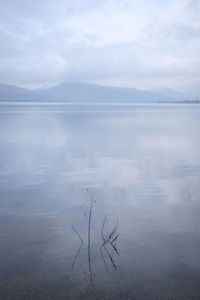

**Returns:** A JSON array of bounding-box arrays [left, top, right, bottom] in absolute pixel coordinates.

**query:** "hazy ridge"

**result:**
[[0, 82, 198, 103]]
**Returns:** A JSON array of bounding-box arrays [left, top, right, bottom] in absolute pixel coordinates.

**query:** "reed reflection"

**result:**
[[71, 190, 120, 287]]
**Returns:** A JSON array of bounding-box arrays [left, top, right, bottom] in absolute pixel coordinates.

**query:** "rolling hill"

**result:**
[[0, 82, 198, 102]]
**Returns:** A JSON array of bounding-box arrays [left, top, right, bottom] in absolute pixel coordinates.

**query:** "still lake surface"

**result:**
[[1, 102, 200, 299]]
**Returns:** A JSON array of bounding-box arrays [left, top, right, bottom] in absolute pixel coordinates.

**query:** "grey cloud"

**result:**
[[0, 0, 200, 93]]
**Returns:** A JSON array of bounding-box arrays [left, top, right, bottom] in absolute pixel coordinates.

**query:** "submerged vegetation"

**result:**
[[101, 215, 119, 272], [72, 189, 120, 286]]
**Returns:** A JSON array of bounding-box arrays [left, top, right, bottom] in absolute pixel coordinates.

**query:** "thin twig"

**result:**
[[71, 225, 84, 269], [110, 233, 119, 245], [109, 240, 119, 255], [72, 225, 84, 244], [103, 245, 117, 270], [72, 243, 83, 269], [100, 246, 109, 273], [101, 215, 107, 244], [102, 221, 118, 246], [88, 196, 94, 285]]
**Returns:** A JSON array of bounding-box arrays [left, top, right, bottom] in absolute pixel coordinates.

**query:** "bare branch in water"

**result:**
[[88, 195, 94, 285], [71, 225, 83, 269], [101, 215, 107, 244], [103, 244, 117, 270], [102, 220, 119, 246], [110, 233, 119, 245], [100, 245, 109, 273], [109, 233, 120, 255], [72, 225, 84, 244], [100, 215, 119, 271], [109, 240, 119, 256], [72, 242, 83, 269]]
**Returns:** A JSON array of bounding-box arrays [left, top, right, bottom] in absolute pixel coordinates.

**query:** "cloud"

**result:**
[[0, 0, 200, 93]]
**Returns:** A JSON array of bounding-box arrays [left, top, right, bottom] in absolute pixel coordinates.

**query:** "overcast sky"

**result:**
[[0, 0, 200, 93]]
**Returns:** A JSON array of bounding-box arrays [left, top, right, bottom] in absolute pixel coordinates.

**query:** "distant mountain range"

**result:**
[[148, 87, 198, 101], [0, 82, 199, 103]]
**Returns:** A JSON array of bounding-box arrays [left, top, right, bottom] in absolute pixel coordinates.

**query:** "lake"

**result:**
[[1, 102, 200, 299]]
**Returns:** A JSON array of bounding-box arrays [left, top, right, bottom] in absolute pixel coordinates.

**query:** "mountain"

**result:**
[[31, 82, 171, 102], [149, 87, 198, 101], [0, 83, 31, 101], [0, 82, 198, 102]]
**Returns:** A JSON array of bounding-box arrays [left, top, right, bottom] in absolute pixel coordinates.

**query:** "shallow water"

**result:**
[[1, 102, 200, 299]]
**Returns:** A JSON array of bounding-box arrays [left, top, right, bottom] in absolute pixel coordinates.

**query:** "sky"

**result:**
[[0, 0, 200, 94]]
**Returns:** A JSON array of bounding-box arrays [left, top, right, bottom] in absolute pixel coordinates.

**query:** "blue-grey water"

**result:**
[[1, 102, 200, 299]]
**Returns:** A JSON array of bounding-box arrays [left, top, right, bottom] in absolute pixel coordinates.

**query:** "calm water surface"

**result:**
[[1, 103, 200, 299]]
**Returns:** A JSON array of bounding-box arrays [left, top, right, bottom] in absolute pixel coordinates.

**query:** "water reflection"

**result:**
[[71, 190, 120, 289], [1, 103, 200, 298], [100, 215, 119, 272], [71, 225, 84, 270]]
